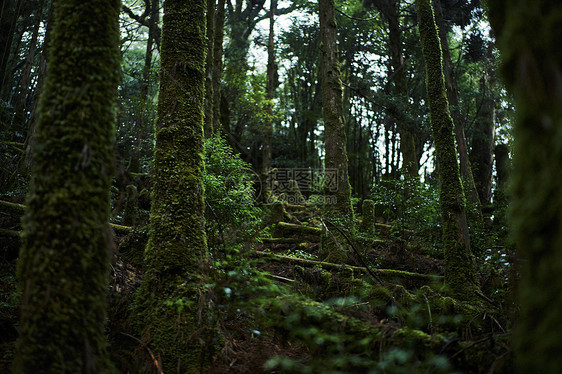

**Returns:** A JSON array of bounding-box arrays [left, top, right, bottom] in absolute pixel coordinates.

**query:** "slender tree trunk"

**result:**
[[262, 0, 276, 182], [469, 77, 495, 206], [0, 0, 22, 98], [488, 2, 562, 372], [131, 0, 159, 174], [204, 0, 215, 136], [432, 0, 481, 212], [133, 0, 209, 372], [13, 0, 45, 130], [384, 0, 418, 177], [13, 0, 121, 372], [213, 0, 225, 132], [493, 142, 509, 206], [22, 1, 53, 170], [318, 0, 353, 221], [416, 0, 480, 300], [140, 0, 158, 101]]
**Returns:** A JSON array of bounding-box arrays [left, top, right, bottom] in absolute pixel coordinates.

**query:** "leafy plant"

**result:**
[[204, 135, 262, 250], [372, 177, 441, 247]]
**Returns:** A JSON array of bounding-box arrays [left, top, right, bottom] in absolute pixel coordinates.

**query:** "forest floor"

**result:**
[[0, 200, 514, 373]]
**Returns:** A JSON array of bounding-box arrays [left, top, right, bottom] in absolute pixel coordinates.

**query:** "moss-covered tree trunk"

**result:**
[[204, 0, 215, 137], [262, 0, 276, 178], [415, 0, 480, 300], [212, 0, 226, 133], [318, 0, 353, 221], [13, 0, 121, 372], [133, 0, 210, 372], [432, 0, 482, 215], [488, 1, 562, 372]]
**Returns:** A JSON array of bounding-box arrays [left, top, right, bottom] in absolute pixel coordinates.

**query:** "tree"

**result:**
[[319, 0, 353, 221], [133, 0, 210, 372], [13, 0, 121, 372], [212, 0, 225, 133], [432, 0, 482, 214], [415, 0, 480, 300], [204, 0, 215, 136], [378, 0, 419, 178], [469, 76, 496, 206], [262, 0, 276, 182], [488, 1, 562, 372]]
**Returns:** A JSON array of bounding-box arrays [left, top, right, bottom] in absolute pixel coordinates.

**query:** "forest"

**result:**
[[0, 0, 561, 372]]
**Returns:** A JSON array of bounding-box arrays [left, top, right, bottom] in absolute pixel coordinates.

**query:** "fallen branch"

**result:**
[[254, 250, 442, 286], [0, 199, 133, 235], [260, 237, 318, 244], [275, 222, 322, 235], [0, 228, 21, 237]]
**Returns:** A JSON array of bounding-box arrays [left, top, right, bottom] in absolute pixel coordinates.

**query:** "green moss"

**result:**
[[123, 184, 138, 226], [132, 0, 212, 372], [392, 327, 445, 353], [13, 0, 121, 372], [360, 199, 375, 234], [415, 0, 480, 301], [488, 2, 562, 372], [319, 0, 354, 222]]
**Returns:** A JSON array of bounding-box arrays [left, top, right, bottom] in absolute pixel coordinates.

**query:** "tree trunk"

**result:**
[[212, 0, 225, 133], [383, 0, 418, 178], [0, 0, 22, 99], [493, 142, 509, 206], [318, 0, 353, 221], [432, 0, 482, 213], [469, 78, 495, 206], [488, 2, 562, 372], [13, 0, 45, 131], [416, 0, 480, 300], [133, 0, 209, 372], [13, 0, 121, 372], [262, 0, 276, 182], [204, 0, 215, 136], [130, 0, 159, 174]]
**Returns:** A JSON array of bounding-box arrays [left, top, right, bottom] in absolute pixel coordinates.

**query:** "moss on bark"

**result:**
[[360, 199, 375, 235], [488, 1, 562, 372], [13, 0, 121, 372], [133, 0, 211, 372], [415, 0, 480, 300], [318, 0, 354, 222]]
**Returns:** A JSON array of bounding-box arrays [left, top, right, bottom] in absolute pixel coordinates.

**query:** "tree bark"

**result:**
[[0, 0, 22, 99], [432, 0, 482, 213], [204, 0, 215, 136], [13, 0, 121, 372], [133, 0, 209, 372], [13, 0, 45, 131], [130, 0, 159, 174], [318, 0, 353, 221], [212, 0, 225, 133], [383, 0, 418, 177], [469, 78, 495, 205], [416, 0, 480, 300], [262, 0, 276, 184], [488, 1, 562, 372]]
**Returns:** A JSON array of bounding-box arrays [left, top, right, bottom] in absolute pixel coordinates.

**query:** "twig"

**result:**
[[451, 333, 511, 359], [323, 219, 384, 286], [266, 274, 295, 283], [474, 290, 498, 308], [335, 7, 378, 22]]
